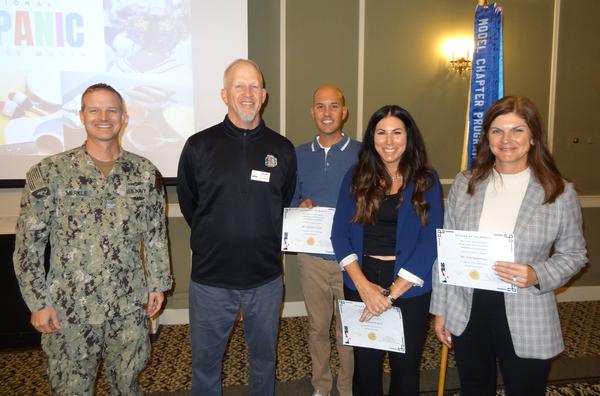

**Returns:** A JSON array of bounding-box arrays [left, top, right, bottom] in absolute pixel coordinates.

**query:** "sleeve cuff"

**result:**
[[339, 254, 358, 270], [397, 268, 424, 287]]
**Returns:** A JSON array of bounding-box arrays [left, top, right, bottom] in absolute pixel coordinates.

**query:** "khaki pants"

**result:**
[[298, 253, 353, 396]]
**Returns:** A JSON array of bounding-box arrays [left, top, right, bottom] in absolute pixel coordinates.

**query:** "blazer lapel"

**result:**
[[467, 176, 489, 231], [513, 175, 545, 237]]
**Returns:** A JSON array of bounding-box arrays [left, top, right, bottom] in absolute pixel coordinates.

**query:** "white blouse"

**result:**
[[478, 167, 531, 233]]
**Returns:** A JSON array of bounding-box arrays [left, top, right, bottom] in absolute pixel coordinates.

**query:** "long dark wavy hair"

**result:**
[[351, 105, 436, 225], [467, 96, 564, 203]]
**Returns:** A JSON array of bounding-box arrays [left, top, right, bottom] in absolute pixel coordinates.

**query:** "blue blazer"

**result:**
[[331, 166, 444, 298]]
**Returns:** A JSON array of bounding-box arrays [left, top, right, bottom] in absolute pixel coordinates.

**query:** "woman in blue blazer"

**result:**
[[430, 96, 587, 396], [331, 105, 443, 396]]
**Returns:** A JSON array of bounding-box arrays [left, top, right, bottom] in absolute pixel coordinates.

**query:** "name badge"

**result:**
[[250, 170, 271, 183]]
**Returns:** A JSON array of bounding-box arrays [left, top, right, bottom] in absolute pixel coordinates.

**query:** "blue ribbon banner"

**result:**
[[467, 3, 504, 168]]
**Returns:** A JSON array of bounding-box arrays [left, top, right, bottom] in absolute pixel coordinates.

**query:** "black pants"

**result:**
[[344, 256, 431, 396], [453, 289, 551, 396]]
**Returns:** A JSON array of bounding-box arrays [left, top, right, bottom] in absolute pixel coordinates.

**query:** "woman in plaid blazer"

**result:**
[[430, 96, 587, 396]]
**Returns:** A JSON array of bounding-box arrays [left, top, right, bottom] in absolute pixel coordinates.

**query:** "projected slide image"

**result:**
[[104, 0, 192, 74], [0, 0, 247, 180], [0, 0, 194, 177], [0, 70, 194, 174], [0, 72, 63, 156]]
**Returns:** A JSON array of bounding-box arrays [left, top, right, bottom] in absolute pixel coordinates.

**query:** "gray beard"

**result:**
[[238, 110, 259, 123]]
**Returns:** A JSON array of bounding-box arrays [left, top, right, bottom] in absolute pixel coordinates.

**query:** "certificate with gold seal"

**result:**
[[436, 229, 517, 293], [338, 300, 405, 353], [281, 207, 335, 255]]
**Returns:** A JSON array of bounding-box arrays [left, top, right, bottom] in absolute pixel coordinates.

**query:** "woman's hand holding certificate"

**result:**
[[338, 300, 406, 353], [494, 260, 539, 288], [436, 229, 517, 293]]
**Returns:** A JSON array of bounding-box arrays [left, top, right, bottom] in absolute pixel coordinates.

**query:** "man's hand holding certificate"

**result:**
[[281, 207, 335, 255], [436, 229, 517, 293], [338, 300, 405, 353]]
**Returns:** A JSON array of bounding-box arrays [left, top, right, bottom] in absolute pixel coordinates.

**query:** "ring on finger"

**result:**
[[512, 275, 517, 283]]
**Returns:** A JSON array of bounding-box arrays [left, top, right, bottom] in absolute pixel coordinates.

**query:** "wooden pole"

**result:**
[[437, 344, 449, 396], [442, 2, 491, 395]]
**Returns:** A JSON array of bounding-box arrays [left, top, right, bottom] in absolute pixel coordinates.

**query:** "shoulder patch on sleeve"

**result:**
[[26, 166, 47, 193]]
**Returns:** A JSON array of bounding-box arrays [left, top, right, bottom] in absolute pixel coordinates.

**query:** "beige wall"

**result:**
[[553, 0, 600, 194], [256, 0, 598, 302], [165, 0, 599, 310], [3, 1, 598, 311]]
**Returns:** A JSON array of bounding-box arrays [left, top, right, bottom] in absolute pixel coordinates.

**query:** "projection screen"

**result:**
[[0, 0, 248, 183]]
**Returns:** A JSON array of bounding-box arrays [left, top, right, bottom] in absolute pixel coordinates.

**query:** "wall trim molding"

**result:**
[[2, 194, 599, 234], [158, 286, 600, 325], [547, 0, 561, 153], [158, 301, 307, 326], [170, 195, 600, 213], [580, 195, 600, 208], [167, 203, 183, 217], [279, 0, 287, 136], [356, 0, 366, 141], [556, 285, 600, 302]]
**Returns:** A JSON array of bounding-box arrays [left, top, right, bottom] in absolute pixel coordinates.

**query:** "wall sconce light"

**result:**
[[443, 38, 474, 75]]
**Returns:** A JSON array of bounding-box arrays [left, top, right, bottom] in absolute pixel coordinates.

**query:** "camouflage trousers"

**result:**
[[41, 311, 150, 396]]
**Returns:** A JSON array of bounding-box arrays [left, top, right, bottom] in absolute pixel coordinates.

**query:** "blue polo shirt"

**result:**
[[292, 133, 361, 259]]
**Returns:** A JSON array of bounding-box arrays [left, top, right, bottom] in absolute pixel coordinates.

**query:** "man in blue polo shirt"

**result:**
[[292, 84, 361, 396]]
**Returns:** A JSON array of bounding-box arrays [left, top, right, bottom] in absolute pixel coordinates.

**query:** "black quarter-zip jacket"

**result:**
[[177, 116, 297, 288]]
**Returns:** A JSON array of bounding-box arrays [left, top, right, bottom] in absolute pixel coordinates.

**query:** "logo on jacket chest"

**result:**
[[264, 154, 278, 168]]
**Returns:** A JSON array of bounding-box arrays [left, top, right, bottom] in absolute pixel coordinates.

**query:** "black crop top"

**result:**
[[363, 192, 400, 256]]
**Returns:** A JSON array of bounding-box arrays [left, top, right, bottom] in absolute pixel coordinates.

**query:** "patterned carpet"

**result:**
[[1, 301, 599, 395], [423, 380, 600, 396]]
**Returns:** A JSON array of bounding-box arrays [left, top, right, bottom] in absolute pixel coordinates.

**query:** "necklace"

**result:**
[[391, 174, 402, 181]]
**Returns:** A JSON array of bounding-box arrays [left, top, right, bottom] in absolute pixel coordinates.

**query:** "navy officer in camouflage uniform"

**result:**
[[13, 83, 173, 395]]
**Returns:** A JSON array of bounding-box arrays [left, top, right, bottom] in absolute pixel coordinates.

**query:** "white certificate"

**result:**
[[436, 229, 517, 293], [281, 207, 335, 255], [338, 300, 405, 353]]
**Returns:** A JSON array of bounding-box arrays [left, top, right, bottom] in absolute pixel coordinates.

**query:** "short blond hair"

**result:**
[[80, 83, 125, 111]]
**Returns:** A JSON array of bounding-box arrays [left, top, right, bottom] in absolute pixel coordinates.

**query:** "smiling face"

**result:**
[[79, 89, 127, 144], [374, 115, 407, 174], [221, 61, 267, 129], [311, 85, 347, 139], [488, 112, 532, 174]]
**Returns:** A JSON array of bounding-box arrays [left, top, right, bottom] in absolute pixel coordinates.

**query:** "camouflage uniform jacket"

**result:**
[[13, 145, 173, 325]]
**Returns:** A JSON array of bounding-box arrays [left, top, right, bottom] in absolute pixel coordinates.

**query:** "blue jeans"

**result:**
[[189, 276, 283, 396]]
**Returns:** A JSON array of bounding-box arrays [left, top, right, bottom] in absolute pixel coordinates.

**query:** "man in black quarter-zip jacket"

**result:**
[[177, 59, 297, 396]]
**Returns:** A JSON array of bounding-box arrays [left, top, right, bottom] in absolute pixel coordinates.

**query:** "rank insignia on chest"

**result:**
[[264, 154, 278, 168]]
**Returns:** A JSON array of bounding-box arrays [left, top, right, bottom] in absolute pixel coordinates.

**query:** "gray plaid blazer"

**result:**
[[430, 171, 587, 359]]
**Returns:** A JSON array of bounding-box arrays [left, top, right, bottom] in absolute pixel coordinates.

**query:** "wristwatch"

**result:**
[[382, 288, 397, 304]]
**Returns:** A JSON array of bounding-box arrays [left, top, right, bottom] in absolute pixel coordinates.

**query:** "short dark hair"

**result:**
[[80, 83, 125, 111]]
